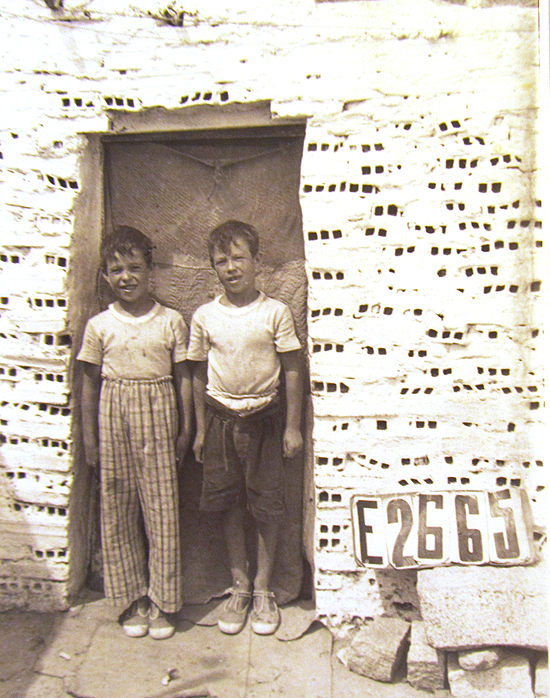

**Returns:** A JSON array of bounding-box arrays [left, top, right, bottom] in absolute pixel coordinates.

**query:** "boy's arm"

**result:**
[[279, 350, 303, 459], [81, 362, 102, 470], [173, 361, 193, 467], [191, 361, 208, 463]]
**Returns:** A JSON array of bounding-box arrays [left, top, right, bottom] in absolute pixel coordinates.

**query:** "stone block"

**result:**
[[336, 616, 410, 682], [458, 647, 507, 671], [447, 651, 534, 698], [407, 620, 446, 692], [535, 656, 549, 698], [417, 561, 548, 650]]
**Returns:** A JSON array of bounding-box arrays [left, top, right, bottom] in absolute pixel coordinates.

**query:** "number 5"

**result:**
[[488, 489, 520, 559]]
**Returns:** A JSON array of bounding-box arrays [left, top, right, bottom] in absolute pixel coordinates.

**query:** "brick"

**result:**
[[417, 562, 548, 650], [535, 657, 549, 698], [407, 620, 446, 692], [337, 616, 410, 682], [458, 647, 507, 671], [447, 651, 534, 698]]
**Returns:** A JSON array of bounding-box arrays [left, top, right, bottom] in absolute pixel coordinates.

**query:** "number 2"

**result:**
[[387, 498, 415, 567]]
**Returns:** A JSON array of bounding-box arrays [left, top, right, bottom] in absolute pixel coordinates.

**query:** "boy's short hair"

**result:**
[[208, 220, 259, 263], [101, 226, 154, 271]]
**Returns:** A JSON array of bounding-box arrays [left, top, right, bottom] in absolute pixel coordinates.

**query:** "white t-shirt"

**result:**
[[77, 301, 189, 379], [187, 292, 301, 413]]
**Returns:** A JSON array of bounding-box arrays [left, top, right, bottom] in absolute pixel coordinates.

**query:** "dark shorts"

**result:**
[[200, 396, 285, 522]]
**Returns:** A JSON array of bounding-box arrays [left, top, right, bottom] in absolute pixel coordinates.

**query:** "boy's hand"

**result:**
[[193, 430, 205, 463], [176, 429, 191, 468], [283, 427, 303, 459]]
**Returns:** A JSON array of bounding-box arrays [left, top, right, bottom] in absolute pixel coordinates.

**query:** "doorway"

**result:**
[[97, 124, 308, 604]]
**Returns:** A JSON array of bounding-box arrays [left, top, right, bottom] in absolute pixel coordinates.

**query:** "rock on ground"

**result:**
[[447, 651, 534, 698], [337, 616, 411, 682]]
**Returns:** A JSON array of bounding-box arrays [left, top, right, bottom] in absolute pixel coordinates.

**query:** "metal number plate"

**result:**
[[351, 489, 535, 569]]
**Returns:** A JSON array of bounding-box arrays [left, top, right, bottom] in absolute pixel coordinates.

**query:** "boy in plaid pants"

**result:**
[[78, 226, 192, 639]]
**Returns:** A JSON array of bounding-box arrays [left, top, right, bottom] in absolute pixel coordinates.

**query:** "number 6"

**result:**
[[418, 493, 443, 559], [455, 494, 483, 562]]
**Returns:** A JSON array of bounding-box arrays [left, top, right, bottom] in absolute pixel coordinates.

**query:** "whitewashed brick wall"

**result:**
[[304, 105, 544, 622], [0, 0, 543, 616]]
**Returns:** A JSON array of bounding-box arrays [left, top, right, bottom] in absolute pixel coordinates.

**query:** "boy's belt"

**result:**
[[204, 394, 281, 471], [205, 394, 280, 420]]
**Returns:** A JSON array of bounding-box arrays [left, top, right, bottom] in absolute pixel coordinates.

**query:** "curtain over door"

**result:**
[[101, 126, 308, 604]]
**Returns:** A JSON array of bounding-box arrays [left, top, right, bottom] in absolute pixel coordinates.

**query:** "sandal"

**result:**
[[217, 587, 252, 635], [250, 590, 280, 635]]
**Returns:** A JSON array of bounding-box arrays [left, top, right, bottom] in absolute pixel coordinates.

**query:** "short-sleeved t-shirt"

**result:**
[[187, 292, 301, 413], [77, 301, 189, 380]]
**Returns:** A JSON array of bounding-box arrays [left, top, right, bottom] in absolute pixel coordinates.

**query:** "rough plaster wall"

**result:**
[[0, 0, 543, 613]]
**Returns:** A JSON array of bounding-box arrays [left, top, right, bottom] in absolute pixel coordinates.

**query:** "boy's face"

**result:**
[[102, 249, 151, 307], [211, 237, 258, 300]]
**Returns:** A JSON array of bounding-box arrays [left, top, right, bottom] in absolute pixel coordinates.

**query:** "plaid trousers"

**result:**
[[98, 376, 182, 613]]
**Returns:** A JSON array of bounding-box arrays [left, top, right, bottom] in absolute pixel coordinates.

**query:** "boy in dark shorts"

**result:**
[[188, 220, 303, 635], [78, 226, 192, 639]]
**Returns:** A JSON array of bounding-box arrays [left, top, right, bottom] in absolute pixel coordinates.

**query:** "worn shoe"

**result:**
[[250, 590, 280, 635], [122, 597, 149, 638], [217, 587, 252, 635], [149, 601, 175, 640]]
